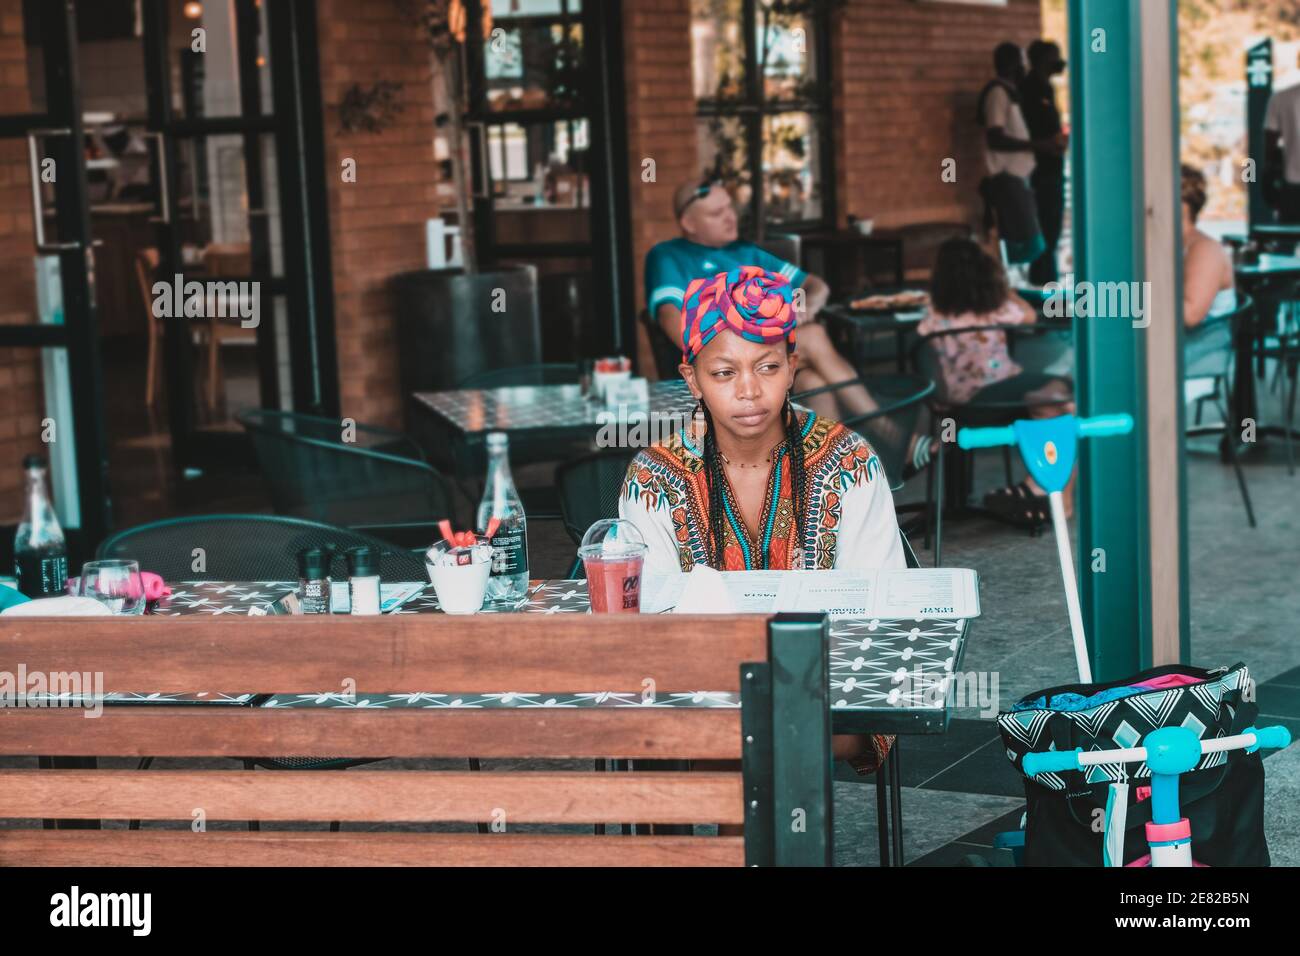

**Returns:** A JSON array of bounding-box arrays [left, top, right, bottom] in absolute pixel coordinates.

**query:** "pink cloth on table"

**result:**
[[138, 572, 171, 601], [1129, 673, 1202, 691]]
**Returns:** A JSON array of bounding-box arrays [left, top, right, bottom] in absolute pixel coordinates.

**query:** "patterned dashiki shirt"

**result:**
[[619, 411, 901, 574]]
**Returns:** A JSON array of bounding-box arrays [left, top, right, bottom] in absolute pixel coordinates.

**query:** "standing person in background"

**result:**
[[977, 43, 1050, 268], [1020, 40, 1069, 286], [1264, 81, 1300, 223]]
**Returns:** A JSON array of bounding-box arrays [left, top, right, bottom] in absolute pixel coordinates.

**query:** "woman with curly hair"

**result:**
[[918, 237, 1075, 525]]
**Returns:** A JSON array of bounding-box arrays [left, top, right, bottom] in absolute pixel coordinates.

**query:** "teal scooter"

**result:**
[[956, 413, 1292, 866], [958, 413, 1134, 684]]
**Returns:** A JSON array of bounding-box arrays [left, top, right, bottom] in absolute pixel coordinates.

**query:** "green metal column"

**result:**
[[1068, 0, 1187, 677]]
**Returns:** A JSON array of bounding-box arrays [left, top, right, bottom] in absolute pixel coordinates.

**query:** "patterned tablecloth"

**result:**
[[92, 579, 972, 734], [411, 381, 700, 440]]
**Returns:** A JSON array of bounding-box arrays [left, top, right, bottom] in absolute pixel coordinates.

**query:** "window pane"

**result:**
[[487, 120, 591, 209], [696, 115, 753, 233], [758, 5, 818, 101], [166, 0, 274, 119], [691, 0, 745, 102], [491, 0, 564, 16], [763, 111, 822, 225], [484, 20, 583, 112]]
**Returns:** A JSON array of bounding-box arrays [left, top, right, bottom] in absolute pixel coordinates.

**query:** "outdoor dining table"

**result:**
[[413, 380, 699, 447], [1222, 223, 1300, 251], [45, 578, 974, 865], [411, 379, 700, 492], [820, 293, 929, 372]]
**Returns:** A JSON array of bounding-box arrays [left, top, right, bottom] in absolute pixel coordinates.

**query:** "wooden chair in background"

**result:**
[[134, 248, 164, 407], [198, 242, 257, 418]]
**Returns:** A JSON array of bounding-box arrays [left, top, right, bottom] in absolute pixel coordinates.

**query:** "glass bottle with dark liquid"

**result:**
[[14, 455, 68, 598]]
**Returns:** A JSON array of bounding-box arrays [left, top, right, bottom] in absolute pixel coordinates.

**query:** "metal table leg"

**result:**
[[875, 761, 891, 866], [890, 740, 904, 865]]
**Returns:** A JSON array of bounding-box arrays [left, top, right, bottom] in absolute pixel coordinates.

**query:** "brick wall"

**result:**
[[0, 0, 45, 522], [618, 0, 1045, 272], [317, 0, 443, 428], [622, 0, 697, 319], [832, 0, 1044, 229], [621, 0, 696, 369]]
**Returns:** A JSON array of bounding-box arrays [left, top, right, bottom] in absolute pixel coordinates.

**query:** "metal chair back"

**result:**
[[237, 409, 453, 530], [97, 513, 430, 582]]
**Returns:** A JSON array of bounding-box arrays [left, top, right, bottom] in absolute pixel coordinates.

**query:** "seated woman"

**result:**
[[917, 237, 1076, 524], [619, 265, 903, 776], [1181, 164, 1236, 329]]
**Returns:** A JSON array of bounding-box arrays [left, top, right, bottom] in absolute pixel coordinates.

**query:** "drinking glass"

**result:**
[[78, 560, 146, 615]]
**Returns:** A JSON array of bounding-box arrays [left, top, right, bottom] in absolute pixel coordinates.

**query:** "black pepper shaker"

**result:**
[[297, 547, 331, 614]]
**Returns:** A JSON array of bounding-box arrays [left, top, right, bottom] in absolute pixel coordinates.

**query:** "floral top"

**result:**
[[917, 298, 1034, 405], [618, 412, 905, 575]]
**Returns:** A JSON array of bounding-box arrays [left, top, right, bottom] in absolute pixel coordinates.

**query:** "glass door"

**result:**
[[464, 0, 632, 357], [140, 0, 335, 474], [0, 0, 110, 560]]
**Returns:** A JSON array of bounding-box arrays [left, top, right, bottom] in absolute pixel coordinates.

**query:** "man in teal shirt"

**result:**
[[646, 181, 868, 421]]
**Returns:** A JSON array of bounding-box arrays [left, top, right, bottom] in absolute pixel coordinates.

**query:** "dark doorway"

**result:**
[[463, 0, 633, 359]]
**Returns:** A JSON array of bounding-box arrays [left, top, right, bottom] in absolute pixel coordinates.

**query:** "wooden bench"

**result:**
[[0, 613, 832, 866]]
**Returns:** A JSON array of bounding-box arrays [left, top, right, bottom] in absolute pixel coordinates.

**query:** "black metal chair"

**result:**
[[641, 308, 683, 382], [792, 374, 941, 564], [97, 513, 430, 584], [1251, 292, 1299, 477], [1185, 295, 1259, 526], [910, 323, 1074, 552], [556, 448, 639, 577], [237, 409, 455, 544], [97, 514, 436, 818]]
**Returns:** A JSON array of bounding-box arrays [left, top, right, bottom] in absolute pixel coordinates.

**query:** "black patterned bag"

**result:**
[[996, 663, 1269, 867]]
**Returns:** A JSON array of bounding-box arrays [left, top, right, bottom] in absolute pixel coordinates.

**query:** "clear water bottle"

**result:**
[[476, 432, 529, 606], [14, 455, 68, 598]]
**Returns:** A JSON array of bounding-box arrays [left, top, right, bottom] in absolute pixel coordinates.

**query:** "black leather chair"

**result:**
[[391, 264, 542, 400]]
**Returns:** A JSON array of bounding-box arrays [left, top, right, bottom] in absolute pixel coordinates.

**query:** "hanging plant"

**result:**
[[338, 81, 406, 134]]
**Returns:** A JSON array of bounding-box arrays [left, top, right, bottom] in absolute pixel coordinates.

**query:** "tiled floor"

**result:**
[[856, 375, 1300, 866]]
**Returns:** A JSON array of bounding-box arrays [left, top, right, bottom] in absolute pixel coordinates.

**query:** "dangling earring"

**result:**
[[691, 398, 706, 441]]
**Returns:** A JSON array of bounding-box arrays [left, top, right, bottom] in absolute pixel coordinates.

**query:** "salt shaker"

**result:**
[[346, 546, 381, 616]]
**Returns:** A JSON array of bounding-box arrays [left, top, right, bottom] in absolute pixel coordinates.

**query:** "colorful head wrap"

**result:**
[[680, 266, 797, 364]]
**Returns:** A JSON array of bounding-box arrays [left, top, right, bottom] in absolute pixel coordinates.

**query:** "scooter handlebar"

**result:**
[[1022, 749, 1082, 777], [1248, 725, 1292, 752], [957, 414, 1133, 451], [1077, 414, 1135, 437], [1022, 725, 1291, 779], [956, 425, 1016, 450]]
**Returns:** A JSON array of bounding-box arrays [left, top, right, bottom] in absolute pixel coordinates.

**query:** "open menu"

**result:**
[[642, 567, 980, 619]]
